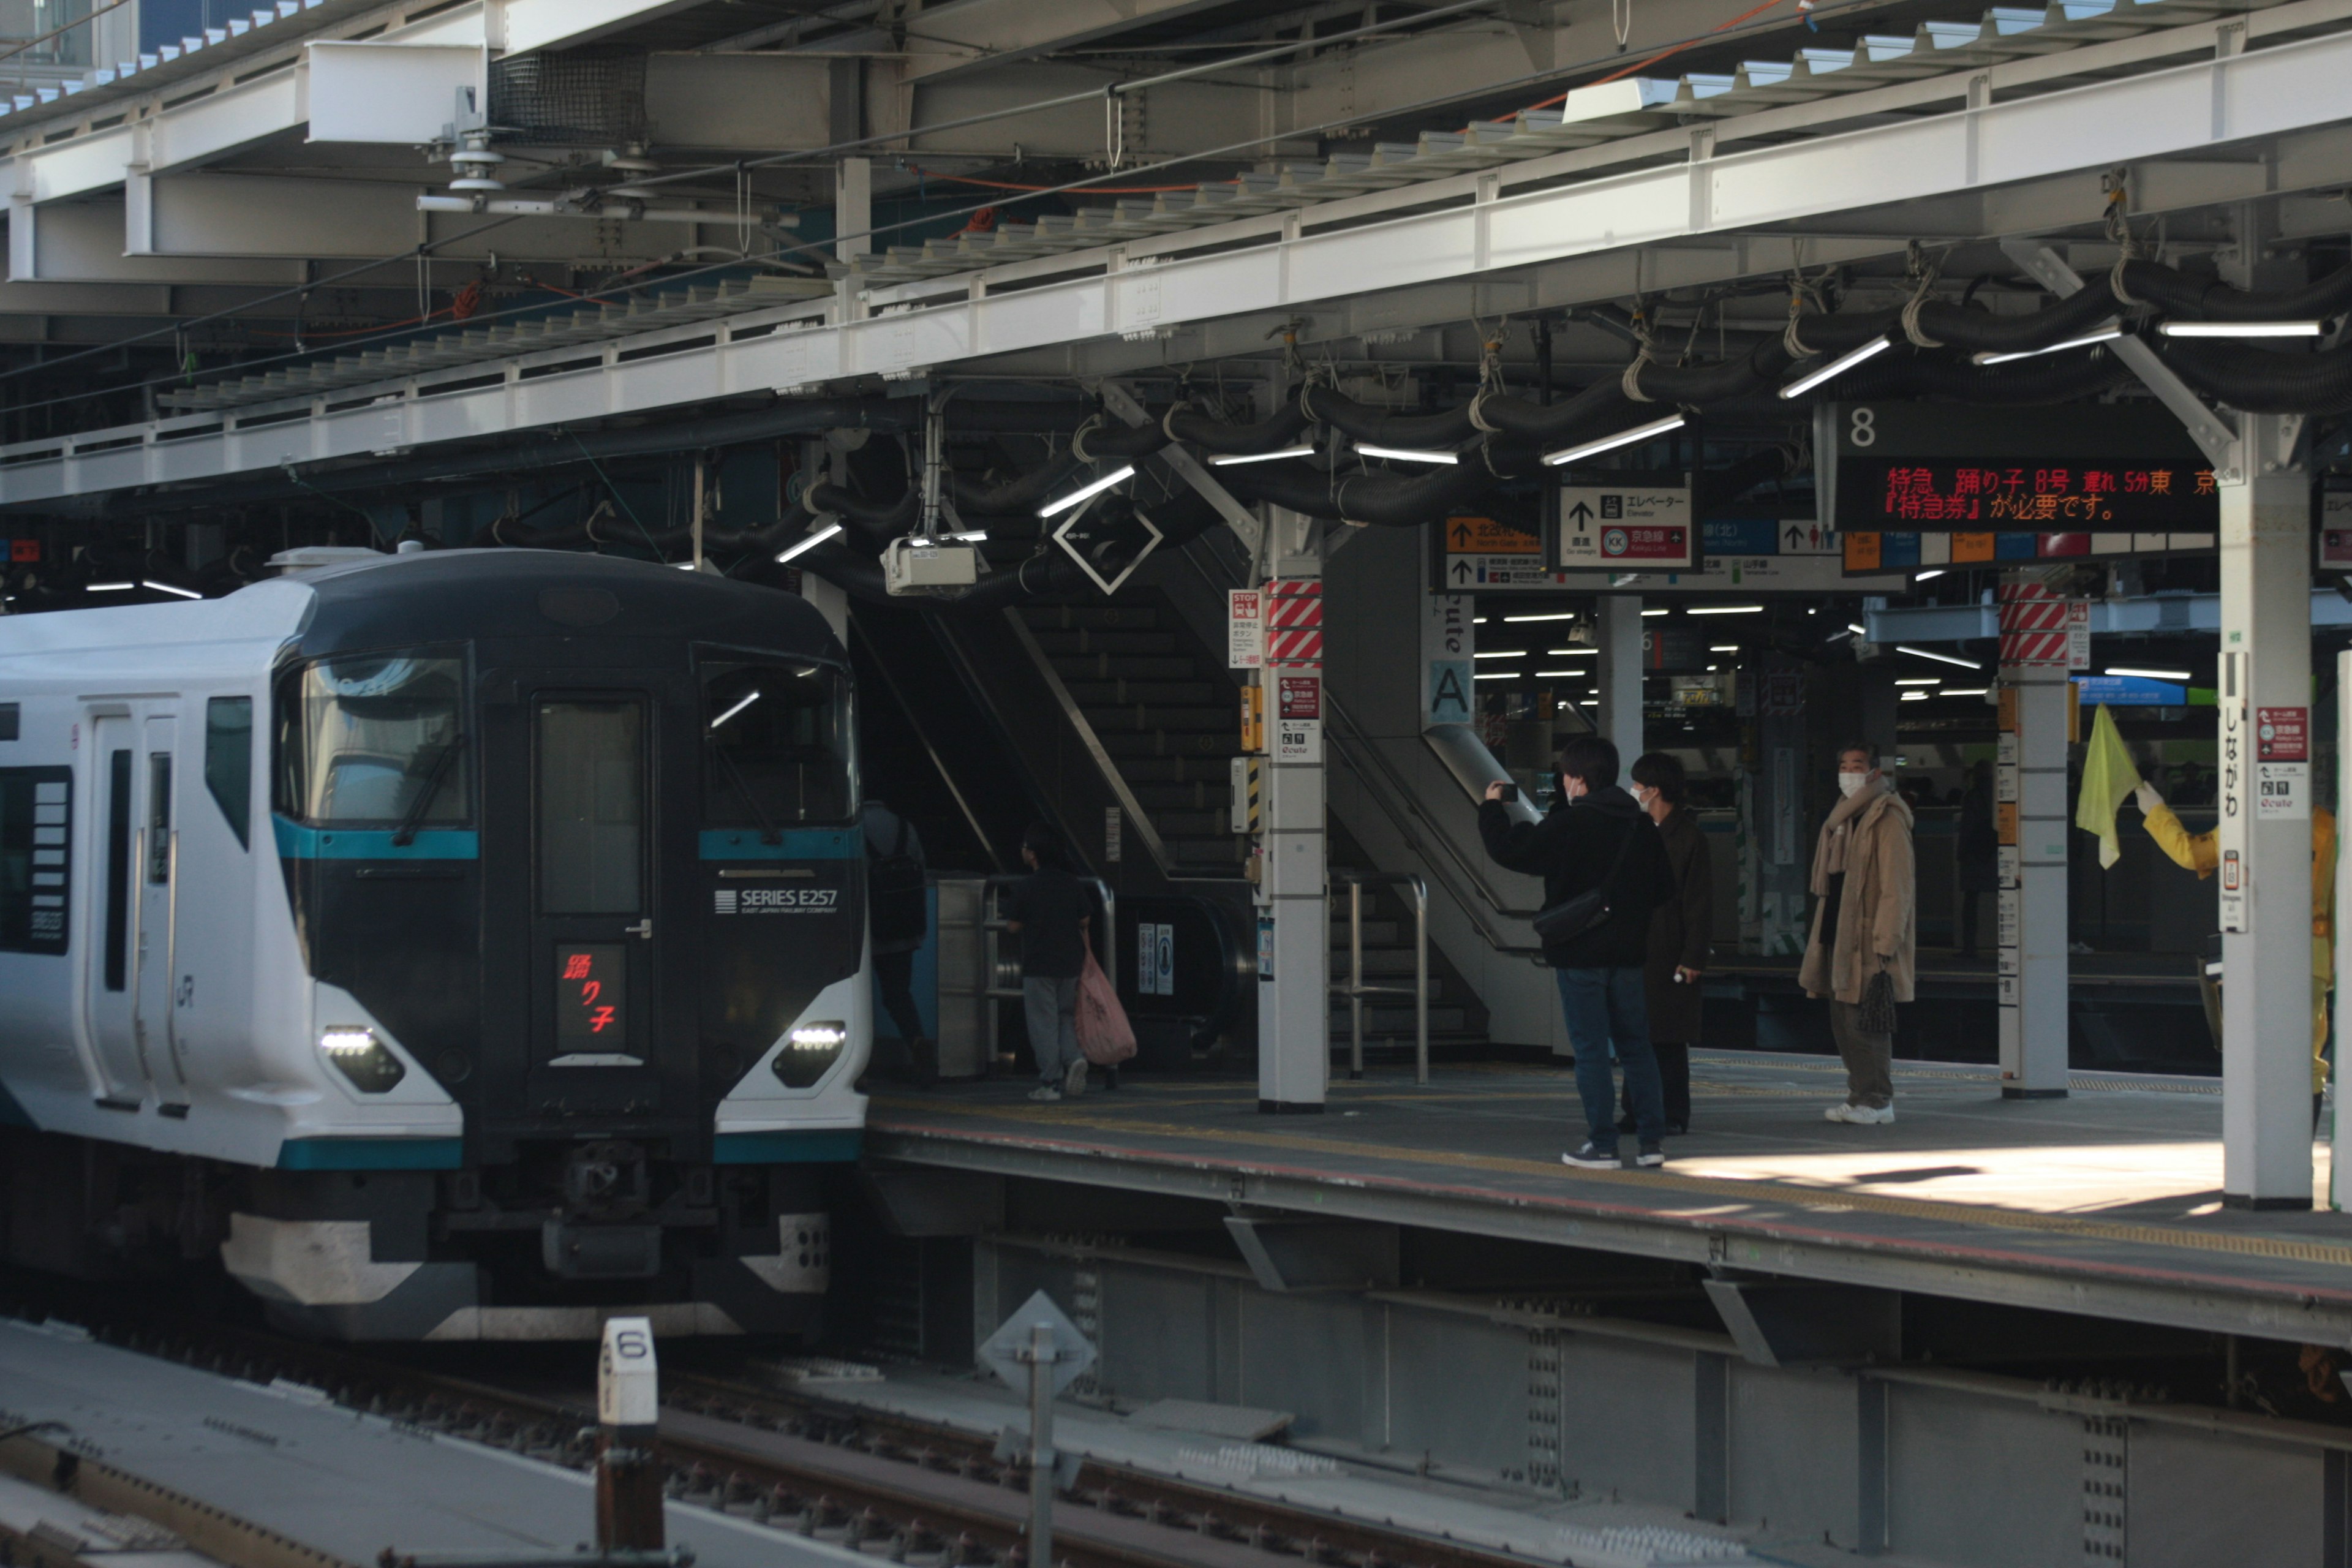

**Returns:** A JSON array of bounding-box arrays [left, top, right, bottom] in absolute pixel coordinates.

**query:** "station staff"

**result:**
[[2135, 780, 2335, 1107]]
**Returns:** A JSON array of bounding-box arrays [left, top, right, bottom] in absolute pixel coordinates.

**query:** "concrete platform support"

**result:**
[[2220, 414, 2314, 1208], [1258, 514, 1327, 1112], [1594, 596, 1643, 763], [1997, 588, 2069, 1099]]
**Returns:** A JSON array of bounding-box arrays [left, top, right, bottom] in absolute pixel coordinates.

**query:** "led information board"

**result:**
[[557, 943, 629, 1045], [1822, 402, 2218, 532]]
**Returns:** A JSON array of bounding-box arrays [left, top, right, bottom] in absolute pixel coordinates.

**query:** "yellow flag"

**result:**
[[2075, 703, 2143, 870]]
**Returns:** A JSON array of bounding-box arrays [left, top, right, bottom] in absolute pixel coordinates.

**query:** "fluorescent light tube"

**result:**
[[2106, 666, 2192, 681], [1685, 604, 1763, 616], [1708, 644, 1740, 652], [1778, 336, 1893, 399], [1898, 644, 1983, 670], [2157, 320, 2324, 338], [1038, 464, 1136, 516], [1502, 611, 1575, 622], [1971, 325, 2124, 366], [86, 581, 135, 591], [145, 581, 202, 599], [1209, 446, 1314, 466], [1900, 691, 1929, 701], [709, 690, 761, 731], [1913, 569, 1945, 581], [1896, 677, 1941, 686], [1356, 443, 1459, 465], [1472, 672, 1519, 681], [1541, 412, 1687, 467], [775, 521, 844, 562], [1944, 687, 1988, 696], [1472, 650, 1525, 659], [1543, 648, 1599, 657], [946, 529, 989, 542], [1641, 608, 1669, 617]]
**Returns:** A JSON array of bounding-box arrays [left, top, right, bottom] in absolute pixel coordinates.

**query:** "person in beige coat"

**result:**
[[1798, 744, 1917, 1124]]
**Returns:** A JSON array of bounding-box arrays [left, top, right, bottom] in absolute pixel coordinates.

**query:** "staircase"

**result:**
[[1016, 596, 1246, 876]]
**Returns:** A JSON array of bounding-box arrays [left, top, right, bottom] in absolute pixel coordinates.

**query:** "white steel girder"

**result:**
[[10, 17, 2352, 500]]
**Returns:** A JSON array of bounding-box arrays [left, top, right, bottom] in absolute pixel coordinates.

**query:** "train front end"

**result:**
[[231, 551, 868, 1340]]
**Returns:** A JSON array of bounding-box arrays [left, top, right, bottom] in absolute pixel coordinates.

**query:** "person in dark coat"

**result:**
[[1616, 752, 1710, 1135], [1480, 735, 1678, 1169]]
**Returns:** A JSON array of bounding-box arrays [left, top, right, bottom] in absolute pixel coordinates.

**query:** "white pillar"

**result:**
[[1997, 605, 2069, 1098], [1257, 511, 1327, 1112], [2220, 413, 2314, 1208], [834, 158, 872, 262], [1595, 596, 1644, 764]]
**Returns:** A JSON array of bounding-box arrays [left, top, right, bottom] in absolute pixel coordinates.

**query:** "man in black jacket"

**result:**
[[1480, 735, 1676, 1169]]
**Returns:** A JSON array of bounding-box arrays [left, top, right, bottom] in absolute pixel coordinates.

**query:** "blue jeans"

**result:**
[[1555, 967, 1665, 1149]]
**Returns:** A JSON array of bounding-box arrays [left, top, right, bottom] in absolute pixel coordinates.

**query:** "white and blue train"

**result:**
[[0, 547, 871, 1339]]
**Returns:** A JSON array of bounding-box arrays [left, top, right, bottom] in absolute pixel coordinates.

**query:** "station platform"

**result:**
[[865, 1050, 2352, 1347]]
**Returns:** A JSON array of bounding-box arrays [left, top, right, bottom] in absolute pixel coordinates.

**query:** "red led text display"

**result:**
[[1838, 461, 2220, 530], [556, 943, 629, 1045]]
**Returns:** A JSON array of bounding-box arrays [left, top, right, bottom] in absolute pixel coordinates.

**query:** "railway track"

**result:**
[[0, 1287, 1536, 1568]]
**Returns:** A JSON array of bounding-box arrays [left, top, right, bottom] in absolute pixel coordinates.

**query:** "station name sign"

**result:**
[[1823, 402, 2218, 532]]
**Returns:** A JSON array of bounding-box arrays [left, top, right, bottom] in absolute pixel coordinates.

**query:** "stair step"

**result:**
[[1022, 605, 1166, 632], [1153, 810, 1234, 836], [1063, 680, 1226, 706], [1079, 705, 1236, 734], [1033, 630, 1180, 657], [1100, 732, 1242, 760], [1050, 655, 1199, 682], [1120, 756, 1234, 784]]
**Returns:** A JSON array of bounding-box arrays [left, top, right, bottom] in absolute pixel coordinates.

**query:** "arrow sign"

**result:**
[[1450, 560, 1474, 582], [1784, 524, 1804, 549], [1567, 500, 1595, 527], [978, 1290, 1098, 1397], [1449, 521, 1472, 547]]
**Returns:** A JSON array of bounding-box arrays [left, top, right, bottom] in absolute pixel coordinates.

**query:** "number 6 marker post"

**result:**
[[597, 1316, 664, 1551]]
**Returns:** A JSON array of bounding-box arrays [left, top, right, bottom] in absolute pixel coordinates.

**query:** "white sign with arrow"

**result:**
[[1556, 486, 1697, 570]]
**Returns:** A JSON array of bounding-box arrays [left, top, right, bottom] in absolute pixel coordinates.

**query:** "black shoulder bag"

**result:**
[[1529, 818, 1637, 946]]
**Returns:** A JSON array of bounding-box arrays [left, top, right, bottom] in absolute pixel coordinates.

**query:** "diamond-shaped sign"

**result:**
[[978, 1289, 1098, 1396], [1053, 500, 1164, 597]]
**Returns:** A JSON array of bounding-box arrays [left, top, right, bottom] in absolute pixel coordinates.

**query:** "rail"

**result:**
[[1330, 869, 1427, 1085]]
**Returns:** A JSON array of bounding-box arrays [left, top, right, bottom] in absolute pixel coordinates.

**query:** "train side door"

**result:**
[[527, 688, 662, 1112], [137, 713, 190, 1106], [80, 707, 156, 1106]]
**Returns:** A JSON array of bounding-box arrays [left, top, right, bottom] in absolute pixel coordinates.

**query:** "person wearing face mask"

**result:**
[[1617, 752, 1711, 1136], [1800, 744, 1917, 1124], [1481, 735, 1678, 1169]]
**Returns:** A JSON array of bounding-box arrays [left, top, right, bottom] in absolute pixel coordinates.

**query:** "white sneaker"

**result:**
[[1028, 1085, 1063, 1102], [1825, 1102, 1894, 1125], [1065, 1057, 1090, 1096]]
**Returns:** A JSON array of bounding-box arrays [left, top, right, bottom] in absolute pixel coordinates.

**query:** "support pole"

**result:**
[[1595, 596, 1644, 761], [595, 1317, 663, 1552], [1026, 1323, 1055, 1568], [1996, 581, 2069, 1099], [2220, 412, 2314, 1208], [1257, 509, 1327, 1112], [834, 158, 871, 263]]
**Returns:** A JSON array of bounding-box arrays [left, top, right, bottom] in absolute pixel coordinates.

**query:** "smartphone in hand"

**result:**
[[1495, 782, 1520, 803]]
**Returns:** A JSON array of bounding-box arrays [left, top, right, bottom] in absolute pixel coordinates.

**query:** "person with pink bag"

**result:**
[[1005, 822, 1095, 1101]]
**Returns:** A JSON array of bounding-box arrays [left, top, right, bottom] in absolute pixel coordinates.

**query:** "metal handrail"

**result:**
[[1330, 869, 1428, 1086]]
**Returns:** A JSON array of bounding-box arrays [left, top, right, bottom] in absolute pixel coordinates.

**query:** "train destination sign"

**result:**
[[1823, 402, 2218, 532]]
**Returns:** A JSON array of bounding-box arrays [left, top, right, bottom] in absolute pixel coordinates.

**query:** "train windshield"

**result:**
[[700, 655, 853, 828], [276, 649, 470, 826]]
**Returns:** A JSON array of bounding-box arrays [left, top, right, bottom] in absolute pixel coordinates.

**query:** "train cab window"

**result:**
[[699, 656, 853, 829], [0, 766, 71, 956], [205, 697, 252, 850], [276, 650, 470, 827]]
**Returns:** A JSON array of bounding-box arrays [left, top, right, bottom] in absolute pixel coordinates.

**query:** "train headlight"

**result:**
[[773, 1021, 847, 1088], [320, 1027, 407, 1093]]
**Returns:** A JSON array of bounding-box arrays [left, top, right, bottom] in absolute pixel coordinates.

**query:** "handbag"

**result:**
[[1530, 817, 1638, 946], [1074, 948, 1138, 1065]]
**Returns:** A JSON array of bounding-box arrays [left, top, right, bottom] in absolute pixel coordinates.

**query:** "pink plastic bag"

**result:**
[[1074, 949, 1137, 1065]]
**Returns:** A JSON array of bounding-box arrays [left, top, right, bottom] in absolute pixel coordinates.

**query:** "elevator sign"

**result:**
[[1557, 487, 1696, 570]]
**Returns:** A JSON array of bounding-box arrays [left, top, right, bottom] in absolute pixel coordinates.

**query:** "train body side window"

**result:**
[[205, 697, 252, 849], [0, 766, 71, 956], [104, 750, 131, 986]]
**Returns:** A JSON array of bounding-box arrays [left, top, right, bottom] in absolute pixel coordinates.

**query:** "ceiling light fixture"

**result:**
[[1779, 336, 1893, 399], [1355, 442, 1460, 465], [1540, 412, 1687, 467], [1209, 445, 1316, 466], [775, 521, 845, 563], [1899, 645, 1984, 670], [1038, 465, 1137, 516], [2105, 666, 2192, 681], [1971, 325, 2124, 365], [2157, 319, 2325, 338]]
